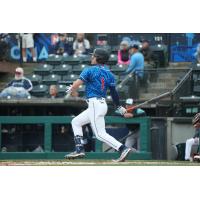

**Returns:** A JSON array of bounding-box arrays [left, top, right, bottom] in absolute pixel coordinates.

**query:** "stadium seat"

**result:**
[[116, 85, 129, 99], [107, 54, 118, 65], [48, 84, 65, 97], [61, 74, 79, 85], [30, 84, 48, 97], [111, 45, 119, 54], [34, 64, 53, 76], [72, 64, 87, 75], [111, 64, 127, 75], [26, 74, 42, 86], [46, 54, 63, 66], [77, 85, 85, 97], [52, 64, 72, 76], [151, 44, 168, 67], [62, 55, 81, 65], [81, 55, 91, 65], [42, 74, 61, 86]]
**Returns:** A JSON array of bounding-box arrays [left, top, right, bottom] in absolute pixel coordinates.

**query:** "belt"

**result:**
[[86, 97, 105, 102]]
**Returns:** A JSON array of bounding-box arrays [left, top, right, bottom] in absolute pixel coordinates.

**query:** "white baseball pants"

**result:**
[[71, 97, 122, 151], [185, 137, 199, 160]]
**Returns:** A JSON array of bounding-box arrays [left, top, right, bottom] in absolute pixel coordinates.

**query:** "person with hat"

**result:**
[[122, 43, 144, 78], [0, 67, 32, 99], [117, 40, 130, 65], [123, 98, 146, 149], [64, 48, 133, 162], [185, 113, 200, 161]]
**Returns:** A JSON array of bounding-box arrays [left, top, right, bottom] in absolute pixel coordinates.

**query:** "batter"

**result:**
[[64, 48, 132, 162]]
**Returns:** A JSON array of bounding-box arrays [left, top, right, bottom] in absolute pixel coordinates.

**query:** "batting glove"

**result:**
[[64, 85, 73, 99], [66, 85, 72, 94], [117, 106, 127, 115]]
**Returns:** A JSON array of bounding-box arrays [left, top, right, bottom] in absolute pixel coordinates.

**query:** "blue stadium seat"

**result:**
[[46, 54, 63, 66], [30, 84, 48, 97], [52, 64, 72, 76], [42, 74, 61, 86], [34, 64, 53, 76], [26, 74, 42, 86]]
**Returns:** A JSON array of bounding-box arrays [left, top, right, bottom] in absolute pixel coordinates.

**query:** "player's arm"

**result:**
[[66, 68, 89, 96], [71, 79, 83, 92], [109, 86, 126, 115]]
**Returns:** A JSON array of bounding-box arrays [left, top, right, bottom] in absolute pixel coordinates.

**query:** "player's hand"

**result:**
[[117, 106, 127, 115], [124, 113, 133, 118]]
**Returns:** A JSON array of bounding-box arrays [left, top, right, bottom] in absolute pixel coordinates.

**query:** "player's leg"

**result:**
[[185, 137, 198, 160], [65, 109, 90, 159], [89, 100, 132, 162], [26, 34, 37, 62]]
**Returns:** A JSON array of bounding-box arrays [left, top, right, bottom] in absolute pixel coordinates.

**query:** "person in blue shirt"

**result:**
[[64, 48, 133, 162], [123, 43, 144, 78]]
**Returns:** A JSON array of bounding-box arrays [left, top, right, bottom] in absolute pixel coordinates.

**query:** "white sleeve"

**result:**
[[85, 39, 90, 49]]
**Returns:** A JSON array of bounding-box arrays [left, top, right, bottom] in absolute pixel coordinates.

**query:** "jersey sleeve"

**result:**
[[109, 73, 116, 88], [79, 67, 91, 83]]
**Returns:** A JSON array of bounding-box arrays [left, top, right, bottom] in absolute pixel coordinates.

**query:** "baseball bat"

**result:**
[[126, 91, 172, 112]]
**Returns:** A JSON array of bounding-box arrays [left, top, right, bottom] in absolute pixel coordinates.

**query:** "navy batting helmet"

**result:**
[[92, 48, 109, 64], [192, 113, 200, 125]]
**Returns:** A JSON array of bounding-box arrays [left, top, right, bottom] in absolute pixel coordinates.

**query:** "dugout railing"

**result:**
[[0, 116, 151, 160]]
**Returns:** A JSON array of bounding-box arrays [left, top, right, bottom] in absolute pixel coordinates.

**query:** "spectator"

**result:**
[[0, 34, 9, 61], [73, 33, 90, 57], [48, 85, 58, 99], [194, 43, 200, 64], [123, 98, 146, 150], [123, 43, 144, 79], [118, 40, 130, 65], [0, 67, 32, 99], [20, 33, 37, 62], [140, 40, 158, 68], [185, 113, 200, 161], [54, 33, 73, 56]]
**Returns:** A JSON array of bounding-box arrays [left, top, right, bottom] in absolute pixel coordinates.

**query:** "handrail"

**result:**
[[171, 68, 192, 95]]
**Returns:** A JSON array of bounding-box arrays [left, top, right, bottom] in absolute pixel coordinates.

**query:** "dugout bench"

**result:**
[[0, 116, 152, 160]]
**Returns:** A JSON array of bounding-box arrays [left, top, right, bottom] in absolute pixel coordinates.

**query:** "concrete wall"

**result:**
[[166, 117, 194, 160]]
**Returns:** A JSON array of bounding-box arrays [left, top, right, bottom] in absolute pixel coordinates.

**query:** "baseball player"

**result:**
[[64, 48, 132, 162], [185, 113, 200, 161]]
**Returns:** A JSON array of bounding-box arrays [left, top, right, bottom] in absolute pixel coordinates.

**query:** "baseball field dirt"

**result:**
[[0, 159, 200, 166]]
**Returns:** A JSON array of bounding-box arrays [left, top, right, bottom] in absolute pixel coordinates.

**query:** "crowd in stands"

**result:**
[[0, 33, 159, 100]]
